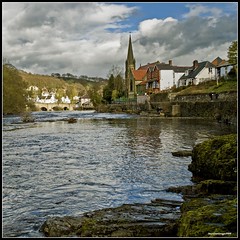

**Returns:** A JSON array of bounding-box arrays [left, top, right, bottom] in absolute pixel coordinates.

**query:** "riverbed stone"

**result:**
[[172, 150, 192, 157], [40, 199, 182, 237], [39, 216, 83, 237]]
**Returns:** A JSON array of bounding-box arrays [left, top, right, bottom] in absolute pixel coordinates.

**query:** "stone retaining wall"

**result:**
[[97, 92, 237, 124], [173, 91, 237, 102]]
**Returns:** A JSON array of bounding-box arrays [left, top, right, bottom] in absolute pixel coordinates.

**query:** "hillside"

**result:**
[[18, 70, 108, 96]]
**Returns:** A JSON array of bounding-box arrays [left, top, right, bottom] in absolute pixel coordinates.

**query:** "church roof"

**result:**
[[126, 35, 135, 64]]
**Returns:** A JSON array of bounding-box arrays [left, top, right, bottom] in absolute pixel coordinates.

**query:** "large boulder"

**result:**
[[188, 134, 237, 181], [40, 199, 182, 237]]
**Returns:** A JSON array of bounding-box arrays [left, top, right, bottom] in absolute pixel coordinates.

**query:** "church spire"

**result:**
[[125, 33, 136, 98], [127, 33, 135, 65]]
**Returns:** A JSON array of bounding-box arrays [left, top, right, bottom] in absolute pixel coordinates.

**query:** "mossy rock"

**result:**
[[178, 197, 237, 237], [188, 134, 237, 181], [40, 200, 182, 237], [172, 150, 192, 157], [196, 179, 237, 195]]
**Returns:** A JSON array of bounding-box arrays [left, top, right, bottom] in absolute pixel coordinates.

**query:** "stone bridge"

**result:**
[[35, 103, 75, 111]]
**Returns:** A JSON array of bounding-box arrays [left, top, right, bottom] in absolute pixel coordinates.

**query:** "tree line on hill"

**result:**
[[51, 72, 107, 82]]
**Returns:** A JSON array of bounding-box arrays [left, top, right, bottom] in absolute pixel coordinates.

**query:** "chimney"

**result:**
[[193, 60, 198, 69], [169, 60, 172, 66]]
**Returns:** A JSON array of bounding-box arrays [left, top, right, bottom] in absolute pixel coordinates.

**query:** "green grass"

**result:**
[[175, 80, 237, 95]]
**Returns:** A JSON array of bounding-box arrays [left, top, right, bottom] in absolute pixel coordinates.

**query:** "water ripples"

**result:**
[[2, 111, 236, 237]]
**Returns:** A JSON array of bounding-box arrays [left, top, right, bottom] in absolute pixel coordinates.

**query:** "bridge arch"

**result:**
[[35, 103, 75, 111], [52, 106, 63, 111], [41, 107, 48, 111]]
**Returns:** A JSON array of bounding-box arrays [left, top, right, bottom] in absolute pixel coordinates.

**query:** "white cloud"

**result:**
[[2, 2, 237, 78], [139, 17, 177, 37], [182, 4, 222, 18]]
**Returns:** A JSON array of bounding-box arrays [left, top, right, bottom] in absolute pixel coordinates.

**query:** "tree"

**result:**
[[102, 73, 125, 103], [103, 74, 114, 103], [114, 74, 125, 97], [103, 86, 112, 104], [227, 41, 237, 65], [3, 64, 28, 114], [88, 85, 102, 107], [107, 65, 123, 79]]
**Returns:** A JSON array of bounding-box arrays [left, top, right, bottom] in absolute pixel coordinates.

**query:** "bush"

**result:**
[[21, 112, 35, 123]]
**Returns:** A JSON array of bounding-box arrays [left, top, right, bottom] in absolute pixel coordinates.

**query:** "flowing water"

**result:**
[[2, 110, 236, 237]]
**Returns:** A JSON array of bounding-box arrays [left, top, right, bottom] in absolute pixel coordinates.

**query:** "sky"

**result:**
[[2, 2, 238, 78]]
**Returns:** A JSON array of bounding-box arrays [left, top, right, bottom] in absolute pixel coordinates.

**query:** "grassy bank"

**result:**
[[173, 80, 237, 95]]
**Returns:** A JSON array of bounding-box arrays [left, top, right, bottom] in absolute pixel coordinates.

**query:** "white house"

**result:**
[[178, 60, 216, 87], [211, 57, 235, 79], [35, 94, 58, 103], [145, 60, 190, 93], [27, 85, 39, 91], [61, 96, 71, 104], [160, 69, 185, 90], [79, 95, 93, 107]]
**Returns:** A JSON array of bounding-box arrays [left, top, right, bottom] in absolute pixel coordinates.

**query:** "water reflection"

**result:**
[[2, 112, 236, 237]]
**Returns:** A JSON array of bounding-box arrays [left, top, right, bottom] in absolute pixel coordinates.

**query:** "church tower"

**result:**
[[125, 34, 136, 98]]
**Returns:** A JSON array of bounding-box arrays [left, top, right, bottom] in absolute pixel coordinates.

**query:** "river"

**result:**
[[2, 110, 236, 237]]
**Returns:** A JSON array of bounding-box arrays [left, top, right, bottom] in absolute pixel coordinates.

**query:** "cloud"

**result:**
[[2, 2, 237, 77], [3, 2, 138, 77], [132, 5, 237, 67], [182, 4, 222, 18]]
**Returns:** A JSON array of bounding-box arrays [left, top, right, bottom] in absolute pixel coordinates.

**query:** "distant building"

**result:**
[[61, 96, 71, 104], [211, 57, 235, 79], [178, 60, 216, 87], [145, 60, 190, 94], [27, 85, 39, 91], [35, 94, 58, 103]]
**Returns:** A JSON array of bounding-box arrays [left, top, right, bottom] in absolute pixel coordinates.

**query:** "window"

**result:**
[[208, 68, 212, 73]]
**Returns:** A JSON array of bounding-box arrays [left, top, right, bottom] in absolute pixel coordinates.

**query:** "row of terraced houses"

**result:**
[[125, 35, 234, 98]]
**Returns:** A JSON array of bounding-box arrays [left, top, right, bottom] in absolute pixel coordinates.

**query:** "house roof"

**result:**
[[137, 61, 191, 73], [179, 61, 216, 80], [81, 94, 90, 99], [212, 57, 223, 66], [155, 63, 190, 72], [137, 61, 160, 70], [211, 57, 234, 68], [131, 69, 147, 81], [217, 60, 232, 67], [137, 80, 148, 86]]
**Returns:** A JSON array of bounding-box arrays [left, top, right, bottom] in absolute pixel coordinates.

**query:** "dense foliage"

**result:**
[[103, 74, 125, 103], [227, 40, 237, 65], [3, 65, 28, 114]]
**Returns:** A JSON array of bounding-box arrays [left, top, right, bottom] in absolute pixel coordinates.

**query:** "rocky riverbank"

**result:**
[[39, 134, 237, 237]]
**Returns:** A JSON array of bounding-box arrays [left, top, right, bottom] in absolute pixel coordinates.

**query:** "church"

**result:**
[[125, 34, 137, 99], [124, 35, 195, 98]]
